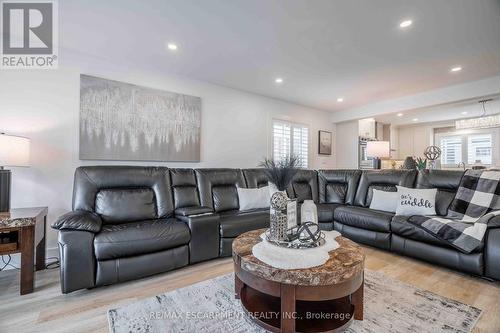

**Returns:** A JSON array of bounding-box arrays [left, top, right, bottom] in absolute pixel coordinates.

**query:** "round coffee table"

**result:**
[[232, 229, 364, 333]]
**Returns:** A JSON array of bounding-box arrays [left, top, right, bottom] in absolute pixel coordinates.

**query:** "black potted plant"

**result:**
[[260, 155, 300, 240]]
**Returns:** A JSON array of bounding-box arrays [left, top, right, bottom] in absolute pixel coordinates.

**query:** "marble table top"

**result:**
[[0, 207, 48, 229], [232, 228, 365, 286]]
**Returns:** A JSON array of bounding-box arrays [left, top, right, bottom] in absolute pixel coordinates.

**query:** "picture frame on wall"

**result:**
[[318, 130, 332, 155]]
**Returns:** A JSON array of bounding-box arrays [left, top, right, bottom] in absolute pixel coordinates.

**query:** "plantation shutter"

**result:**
[[440, 136, 462, 166], [272, 120, 309, 168], [467, 134, 492, 165]]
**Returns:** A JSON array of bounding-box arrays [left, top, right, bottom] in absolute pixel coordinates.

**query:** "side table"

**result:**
[[0, 207, 48, 295]]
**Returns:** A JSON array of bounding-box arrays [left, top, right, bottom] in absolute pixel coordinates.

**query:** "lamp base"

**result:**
[[0, 169, 11, 213], [373, 158, 382, 169]]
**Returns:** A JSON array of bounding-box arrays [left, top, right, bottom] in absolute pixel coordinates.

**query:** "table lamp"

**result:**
[[0, 133, 30, 212], [366, 141, 390, 169]]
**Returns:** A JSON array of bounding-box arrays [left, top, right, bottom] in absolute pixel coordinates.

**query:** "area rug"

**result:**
[[107, 270, 481, 333]]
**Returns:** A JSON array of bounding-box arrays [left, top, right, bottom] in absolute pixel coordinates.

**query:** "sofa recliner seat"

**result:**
[[334, 206, 393, 232], [219, 209, 269, 238], [94, 218, 191, 260], [52, 166, 191, 293], [195, 168, 270, 257], [333, 169, 417, 251], [390, 215, 485, 252], [316, 203, 342, 225], [391, 235, 484, 276]]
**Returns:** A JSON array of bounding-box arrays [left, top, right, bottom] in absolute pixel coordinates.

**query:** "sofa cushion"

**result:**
[[391, 216, 484, 252], [213, 185, 239, 212], [94, 218, 190, 260], [195, 169, 246, 211], [353, 170, 417, 207], [415, 169, 464, 216], [173, 186, 200, 209], [318, 170, 362, 205], [242, 168, 269, 188], [293, 182, 313, 202], [317, 203, 341, 222], [219, 209, 269, 238], [334, 206, 393, 232], [73, 166, 174, 219], [95, 188, 157, 224], [170, 168, 201, 209], [287, 170, 318, 203]]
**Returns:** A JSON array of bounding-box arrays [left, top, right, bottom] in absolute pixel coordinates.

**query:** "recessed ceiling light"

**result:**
[[450, 66, 462, 72], [275, 78, 283, 84], [397, 113, 403, 117], [461, 111, 468, 115], [167, 43, 178, 51], [412, 118, 419, 122], [399, 20, 413, 28], [337, 97, 344, 102]]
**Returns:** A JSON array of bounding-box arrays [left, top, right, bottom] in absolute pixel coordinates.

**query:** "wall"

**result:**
[[334, 120, 359, 168], [0, 64, 335, 264]]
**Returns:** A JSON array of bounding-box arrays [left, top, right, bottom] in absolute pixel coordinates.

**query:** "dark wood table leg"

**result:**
[[20, 225, 35, 295], [281, 284, 296, 333], [352, 276, 364, 320], [235, 274, 244, 299], [35, 215, 46, 271]]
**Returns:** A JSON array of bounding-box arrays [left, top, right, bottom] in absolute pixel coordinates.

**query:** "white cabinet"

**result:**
[[358, 119, 376, 139]]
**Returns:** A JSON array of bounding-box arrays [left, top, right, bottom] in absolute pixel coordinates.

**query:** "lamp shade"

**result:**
[[366, 141, 390, 158], [0, 134, 30, 167]]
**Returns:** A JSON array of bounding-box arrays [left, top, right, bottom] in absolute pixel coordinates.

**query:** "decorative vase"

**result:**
[[286, 199, 297, 229], [301, 200, 318, 224], [300, 200, 318, 241], [269, 191, 289, 241]]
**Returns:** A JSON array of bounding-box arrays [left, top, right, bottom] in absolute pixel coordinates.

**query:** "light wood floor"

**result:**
[[1, 246, 499, 333]]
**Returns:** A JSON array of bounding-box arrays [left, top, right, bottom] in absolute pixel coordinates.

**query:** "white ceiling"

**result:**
[[60, 0, 500, 112]]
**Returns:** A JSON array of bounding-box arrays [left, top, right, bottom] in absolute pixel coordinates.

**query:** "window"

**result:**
[[468, 134, 492, 165], [437, 131, 494, 167], [272, 120, 309, 168], [440, 136, 462, 166]]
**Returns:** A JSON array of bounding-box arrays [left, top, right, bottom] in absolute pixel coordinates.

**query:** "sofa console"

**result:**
[[52, 166, 500, 293]]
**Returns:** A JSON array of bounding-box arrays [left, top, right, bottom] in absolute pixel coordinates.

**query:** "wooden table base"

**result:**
[[235, 274, 363, 333], [232, 230, 365, 333]]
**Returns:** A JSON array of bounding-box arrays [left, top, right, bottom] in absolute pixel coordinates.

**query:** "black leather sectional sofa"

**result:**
[[52, 166, 500, 293]]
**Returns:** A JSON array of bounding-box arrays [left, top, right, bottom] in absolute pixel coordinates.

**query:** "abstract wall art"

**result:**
[[79, 75, 201, 162]]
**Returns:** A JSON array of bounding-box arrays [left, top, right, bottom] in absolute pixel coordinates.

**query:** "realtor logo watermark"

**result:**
[[1, 0, 58, 69]]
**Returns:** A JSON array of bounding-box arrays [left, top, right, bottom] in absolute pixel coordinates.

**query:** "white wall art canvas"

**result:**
[[79, 75, 201, 162]]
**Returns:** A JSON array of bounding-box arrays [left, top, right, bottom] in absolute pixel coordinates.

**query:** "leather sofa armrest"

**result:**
[[487, 215, 500, 228], [175, 206, 213, 217], [51, 210, 102, 233], [57, 230, 96, 293], [178, 213, 220, 264], [485, 227, 500, 280]]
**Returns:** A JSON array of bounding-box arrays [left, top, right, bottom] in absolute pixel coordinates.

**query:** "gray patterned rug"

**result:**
[[107, 270, 481, 333]]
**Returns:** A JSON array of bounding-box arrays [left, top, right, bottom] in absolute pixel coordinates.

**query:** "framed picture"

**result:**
[[318, 130, 332, 155]]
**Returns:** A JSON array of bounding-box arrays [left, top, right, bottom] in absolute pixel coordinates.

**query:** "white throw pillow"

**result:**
[[237, 186, 270, 211], [369, 189, 399, 213], [395, 186, 437, 216]]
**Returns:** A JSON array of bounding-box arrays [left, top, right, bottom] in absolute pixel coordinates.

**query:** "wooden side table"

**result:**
[[0, 207, 48, 295]]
